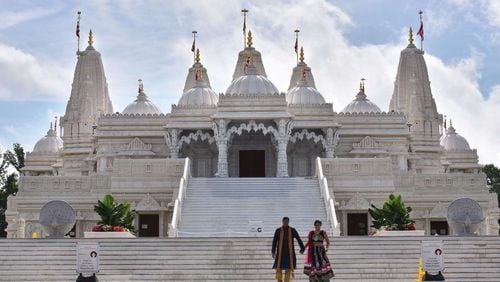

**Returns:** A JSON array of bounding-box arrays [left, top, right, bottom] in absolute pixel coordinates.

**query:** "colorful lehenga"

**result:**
[[303, 230, 334, 281]]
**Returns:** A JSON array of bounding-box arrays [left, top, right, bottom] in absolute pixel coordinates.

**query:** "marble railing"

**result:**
[[315, 157, 340, 236], [168, 158, 191, 237], [394, 173, 487, 189]]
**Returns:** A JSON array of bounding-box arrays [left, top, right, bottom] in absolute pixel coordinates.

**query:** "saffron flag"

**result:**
[[191, 38, 195, 53], [417, 21, 424, 41], [294, 37, 298, 54]]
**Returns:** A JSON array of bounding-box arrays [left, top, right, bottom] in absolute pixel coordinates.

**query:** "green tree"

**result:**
[[368, 194, 414, 230], [482, 164, 500, 202], [3, 143, 25, 173], [0, 143, 24, 237], [94, 194, 137, 232]]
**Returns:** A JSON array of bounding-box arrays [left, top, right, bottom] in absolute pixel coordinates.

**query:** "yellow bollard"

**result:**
[[31, 232, 37, 239], [417, 257, 425, 282]]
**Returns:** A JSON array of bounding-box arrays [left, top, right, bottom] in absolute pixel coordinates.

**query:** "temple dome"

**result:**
[[123, 81, 162, 115], [341, 82, 381, 113], [33, 127, 63, 154], [178, 80, 218, 106], [225, 64, 279, 95], [287, 74, 325, 105], [440, 125, 471, 151]]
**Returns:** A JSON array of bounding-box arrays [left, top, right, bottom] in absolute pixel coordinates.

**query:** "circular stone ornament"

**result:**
[[39, 200, 76, 238]]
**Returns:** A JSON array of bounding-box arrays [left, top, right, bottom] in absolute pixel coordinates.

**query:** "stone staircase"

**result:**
[[177, 177, 329, 237], [0, 237, 499, 281]]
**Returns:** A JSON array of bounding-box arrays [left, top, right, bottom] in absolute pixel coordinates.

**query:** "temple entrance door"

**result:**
[[239, 150, 266, 177], [430, 221, 449, 235], [139, 214, 159, 237], [347, 213, 368, 235]]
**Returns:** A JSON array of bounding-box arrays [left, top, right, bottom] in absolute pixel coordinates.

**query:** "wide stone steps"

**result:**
[[0, 237, 499, 281], [178, 177, 329, 237]]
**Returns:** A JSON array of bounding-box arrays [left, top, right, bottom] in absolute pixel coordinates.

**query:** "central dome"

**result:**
[[225, 64, 279, 95], [178, 80, 218, 106], [123, 81, 162, 115], [33, 127, 63, 154], [287, 75, 325, 105], [440, 125, 471, 151], [341, 81, 381, 113]]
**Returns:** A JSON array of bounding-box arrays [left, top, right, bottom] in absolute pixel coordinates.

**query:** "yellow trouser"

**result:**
[[276, 269, 292, 282]]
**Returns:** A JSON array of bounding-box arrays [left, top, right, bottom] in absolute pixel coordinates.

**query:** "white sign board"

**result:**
[[248, 221, 263, 236], [77, 242, 100, 273], [421, 240, 444, 273]]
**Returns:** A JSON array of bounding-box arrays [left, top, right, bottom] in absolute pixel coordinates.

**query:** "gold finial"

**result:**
[[360, 78, 366, 92], [88, 29, 94, 47], [247, 30, 253, 48], [299, 46, 305, 63], [195, 48, 200, 63], [408, 27, 414, 45]]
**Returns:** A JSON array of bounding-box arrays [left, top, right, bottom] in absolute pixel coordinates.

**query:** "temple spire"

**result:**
[[195, 48, 201, 64], [247, 30, 253, 48], [360, 78, 365, 93], [88, 29, 94, 47], [408, 27, 414, 46], [299, 46, 304, 63]]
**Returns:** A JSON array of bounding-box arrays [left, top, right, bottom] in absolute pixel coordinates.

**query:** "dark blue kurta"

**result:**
[[272, 226, 305, 269]]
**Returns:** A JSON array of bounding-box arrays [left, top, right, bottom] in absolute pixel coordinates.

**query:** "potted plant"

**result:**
[[84, 194, 137, 238], [369, 194, 424, 236]]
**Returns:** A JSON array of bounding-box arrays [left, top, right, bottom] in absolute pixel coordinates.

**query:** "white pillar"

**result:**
[[213, 119, 229, 177], [277, 138, 289, 177], [324, 127, 338, 158], [166, 129, 180, 159], [216, 139, 229, 177]]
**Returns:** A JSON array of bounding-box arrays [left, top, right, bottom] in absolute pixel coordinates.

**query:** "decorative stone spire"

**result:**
[[287, 46, 316, 91], [182, 47, 212, 93], [231, 30, 267, 81], [60, 29, 113, 175], [389, 28, 442, 173]]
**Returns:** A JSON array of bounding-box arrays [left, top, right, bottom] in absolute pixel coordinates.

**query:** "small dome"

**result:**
[[226, 64, 279, 95], [178, 80, 218, 106], [287, 75, 325, 105], [33, 128, 63, 154], [440, 125, 471, 151], [123, 81, 162, 115], [341, 83, 381, 113]]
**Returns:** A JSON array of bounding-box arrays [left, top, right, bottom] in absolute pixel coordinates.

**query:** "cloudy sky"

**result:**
[[0, 0, 499, 166]]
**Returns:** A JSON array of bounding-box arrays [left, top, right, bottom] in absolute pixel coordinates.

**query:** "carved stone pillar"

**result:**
[[324, 127, 339, 158], [276, 119, 293, 177], [165, 129, 181, 158], [213, 119, 229, 177]]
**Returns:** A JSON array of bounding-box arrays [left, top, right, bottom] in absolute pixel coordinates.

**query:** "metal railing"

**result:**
[[315, 157, 341, 236], [168, 158, 191, 237]]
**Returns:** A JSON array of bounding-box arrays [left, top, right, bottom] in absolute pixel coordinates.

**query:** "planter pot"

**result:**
[[84, 231, 135, 238], [374, 230, 425, 236]]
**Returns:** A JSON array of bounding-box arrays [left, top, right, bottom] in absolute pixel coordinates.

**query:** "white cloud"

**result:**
[[486, 0, 500, 27], [0, 7, 59, 29], [0, 43, 71, 101]]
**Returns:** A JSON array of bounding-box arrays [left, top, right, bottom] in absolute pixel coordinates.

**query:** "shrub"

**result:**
[[93, 194, 136, 232], [368, 194, 415, 230]]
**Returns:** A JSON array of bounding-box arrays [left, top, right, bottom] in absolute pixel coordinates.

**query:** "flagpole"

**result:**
[[294, 29, 300, 65], [77, 11, 81, 52], [192, 30, 197, 62], [419, 10, 423, 51], [242, 9, 249, 49]]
